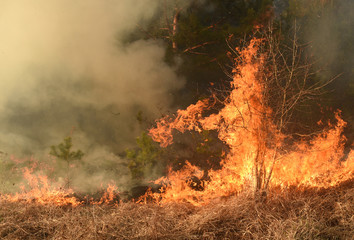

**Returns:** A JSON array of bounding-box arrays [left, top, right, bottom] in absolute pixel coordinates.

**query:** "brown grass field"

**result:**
[[0, 180, 353, 240]]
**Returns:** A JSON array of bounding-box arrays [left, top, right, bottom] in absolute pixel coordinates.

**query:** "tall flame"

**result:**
[[1, 38, 352, 207], [148, 38, 354, 205]]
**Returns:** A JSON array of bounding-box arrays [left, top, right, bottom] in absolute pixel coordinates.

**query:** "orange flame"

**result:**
[[94, 183, 119, 205], [148, 38, 354, 205], [149, 99, 210, 147], [1, 167, 81, 206], [0, 164, 120, 206]]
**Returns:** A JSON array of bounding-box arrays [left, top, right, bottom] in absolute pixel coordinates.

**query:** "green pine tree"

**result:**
[[126, 132, 161, 181], [50, 137, 84, 188]]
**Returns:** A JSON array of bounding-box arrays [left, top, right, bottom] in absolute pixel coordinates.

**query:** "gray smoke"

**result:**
[[305, 0, 354, 77], [273, 0, 354, 136], [302, 0, 354, 134], [0, 0, 189, 193]]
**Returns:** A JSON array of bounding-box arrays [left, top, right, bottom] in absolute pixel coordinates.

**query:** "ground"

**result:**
[[0, 179, 353, 240]]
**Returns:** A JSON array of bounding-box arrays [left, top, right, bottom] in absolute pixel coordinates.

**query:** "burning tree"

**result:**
[[146, 27, 353, 205]]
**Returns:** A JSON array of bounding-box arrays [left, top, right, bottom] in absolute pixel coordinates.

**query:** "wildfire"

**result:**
[[0, 167, 81, 206], [1, 38, 353, 207], [0, 166, 119, 206], [148, 38, 354, 205]]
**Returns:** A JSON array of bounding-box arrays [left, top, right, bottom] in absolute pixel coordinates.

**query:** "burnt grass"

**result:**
[[0, 180, 353, 240]]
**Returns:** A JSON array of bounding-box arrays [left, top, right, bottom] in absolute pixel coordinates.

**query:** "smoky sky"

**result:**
[[0, 0, 188, 157], [303, 0, 354, 126]]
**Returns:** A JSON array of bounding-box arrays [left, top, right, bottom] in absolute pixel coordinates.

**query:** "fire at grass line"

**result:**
[[0, 36, 353, 207]]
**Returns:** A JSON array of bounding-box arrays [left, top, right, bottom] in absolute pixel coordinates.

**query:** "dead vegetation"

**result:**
[[0, 179, 352, 240]]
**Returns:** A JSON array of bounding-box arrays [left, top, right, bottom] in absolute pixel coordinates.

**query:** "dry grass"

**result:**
[[0, 180, 353, 240]]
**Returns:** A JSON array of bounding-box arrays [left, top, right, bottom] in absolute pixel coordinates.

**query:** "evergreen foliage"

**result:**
[[126, 132, 162, 180], [50, 137, 84, 164], [50, 137, 84, 188]]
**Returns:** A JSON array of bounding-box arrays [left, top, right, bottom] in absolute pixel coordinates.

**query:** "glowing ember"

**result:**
[[148, 38, 354, 205]]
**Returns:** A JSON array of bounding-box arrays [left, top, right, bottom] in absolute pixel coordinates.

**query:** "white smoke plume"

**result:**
[[0, 0, 188, 192]]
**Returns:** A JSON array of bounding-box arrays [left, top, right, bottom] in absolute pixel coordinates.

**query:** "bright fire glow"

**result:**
[[148, 38, 354, 205], [1, 167, 81, 206], [0, 38, 352, 207], [0, 166, 119, 206]]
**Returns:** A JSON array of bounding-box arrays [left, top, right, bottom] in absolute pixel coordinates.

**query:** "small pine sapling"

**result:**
[[50, 137, 84, 189]]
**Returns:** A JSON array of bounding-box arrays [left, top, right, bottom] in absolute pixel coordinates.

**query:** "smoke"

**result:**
[[272, 0, 354, 140], [302, 0, 354, 138], [0, 0, 188, 192], [305, 1, 354, 77]]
